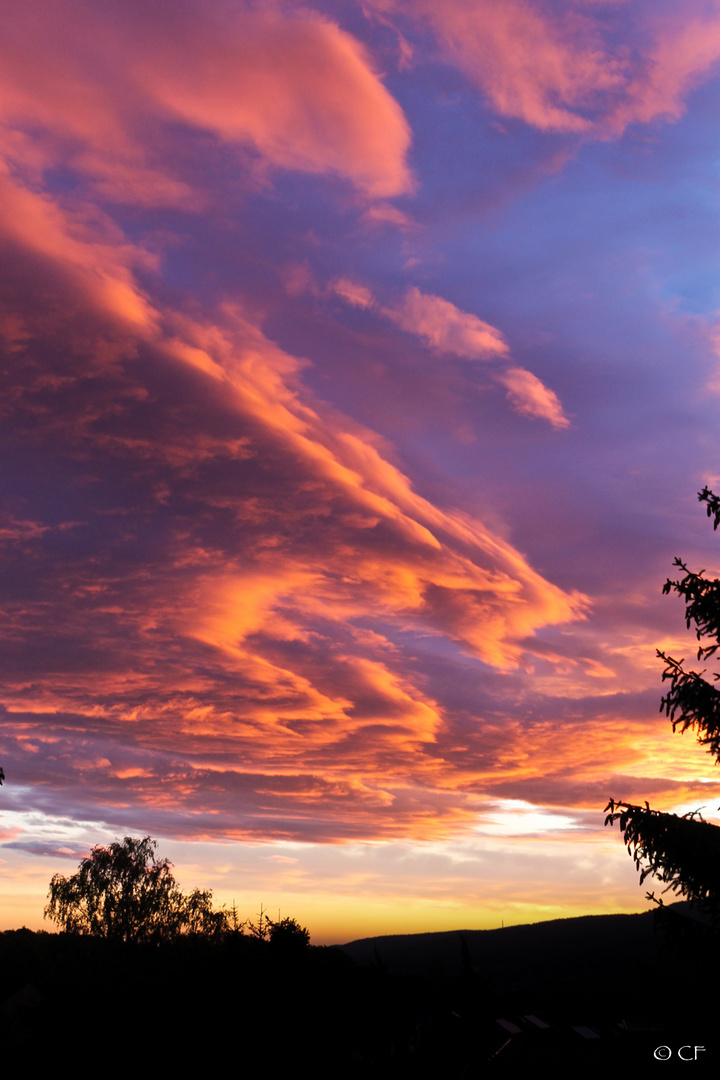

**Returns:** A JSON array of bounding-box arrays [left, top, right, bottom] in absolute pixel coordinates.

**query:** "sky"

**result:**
[[2, 0, 720, 945]]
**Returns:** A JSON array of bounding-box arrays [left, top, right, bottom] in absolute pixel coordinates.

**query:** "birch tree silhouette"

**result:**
[[45, 836, 227, 941]]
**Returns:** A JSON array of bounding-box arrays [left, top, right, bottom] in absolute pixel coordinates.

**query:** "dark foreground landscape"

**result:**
[[0, 905, 716, 1074]]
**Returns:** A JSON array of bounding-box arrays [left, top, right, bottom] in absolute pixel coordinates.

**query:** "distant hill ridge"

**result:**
[[339, 909, 661, 986]]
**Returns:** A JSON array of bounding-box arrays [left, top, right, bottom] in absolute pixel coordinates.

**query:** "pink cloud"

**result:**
[[141, 6, 414, 198], [494, 366, 570, 429], [332, 281, 570, 427], [390, 287, 510, 359], [0, 1, 412, 202], [331, 278, 376, 309], [369, 0, 720, 137], [616, 5, 720, 130], [369, 0, 622, 132]]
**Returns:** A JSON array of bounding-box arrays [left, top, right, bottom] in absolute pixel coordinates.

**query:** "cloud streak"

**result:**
[[0, 158, 581, 842]]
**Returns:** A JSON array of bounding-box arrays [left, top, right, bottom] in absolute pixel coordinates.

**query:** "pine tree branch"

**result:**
[[604, 800, 720, 916], [657, 650, 720, 759]]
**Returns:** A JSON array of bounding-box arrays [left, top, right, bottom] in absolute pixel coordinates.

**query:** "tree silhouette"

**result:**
[[244, 903, 310, 948], [606, 487, 720, 918], [268, 915, 310, 950], [44, 836, 227, 942]]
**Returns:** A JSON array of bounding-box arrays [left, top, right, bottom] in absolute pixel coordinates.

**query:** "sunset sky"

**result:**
[[2, 0, 720, 944]]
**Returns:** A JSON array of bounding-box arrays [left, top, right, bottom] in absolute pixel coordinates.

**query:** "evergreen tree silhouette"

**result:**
[[606, 487, 720, 919]]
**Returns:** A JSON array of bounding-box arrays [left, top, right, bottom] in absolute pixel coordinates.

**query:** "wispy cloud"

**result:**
[[369, 0, 720, 137], [390, 287, 510, 360], [494, 366, 569, 429], [332, 280, 569, 427]]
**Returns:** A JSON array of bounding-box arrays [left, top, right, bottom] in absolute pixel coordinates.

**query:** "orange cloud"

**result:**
[[0, 166, 158, 334], [0, 199, 584, 840]]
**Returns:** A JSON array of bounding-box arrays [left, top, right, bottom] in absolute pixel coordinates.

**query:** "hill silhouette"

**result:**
[[340, 910, 660, 985], [338, 906, 716, 1073]]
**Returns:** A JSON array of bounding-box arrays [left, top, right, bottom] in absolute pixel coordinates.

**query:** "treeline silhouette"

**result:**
[[43, 835, 311, 946], [2, 904, 718, 1073], [1, 836, 349, 1067], [0, 836, 718, 1072]]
